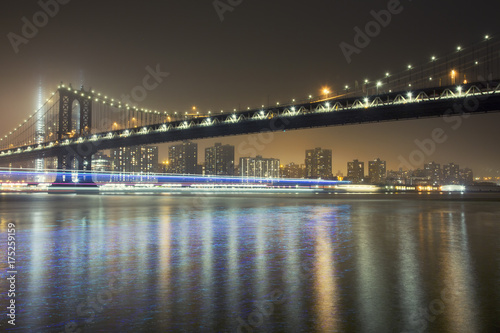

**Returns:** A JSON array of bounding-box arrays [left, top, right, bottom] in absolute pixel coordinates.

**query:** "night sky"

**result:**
[[1, 0, 500, 176]]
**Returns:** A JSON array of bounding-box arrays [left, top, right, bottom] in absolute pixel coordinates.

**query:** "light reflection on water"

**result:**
[[0, 193, 499, 332]]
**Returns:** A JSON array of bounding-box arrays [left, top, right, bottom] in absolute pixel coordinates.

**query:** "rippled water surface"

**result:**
[[0, 193, 499, 332]]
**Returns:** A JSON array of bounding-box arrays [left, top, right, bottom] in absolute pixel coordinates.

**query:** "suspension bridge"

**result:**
[[1, 36, 500, 187]]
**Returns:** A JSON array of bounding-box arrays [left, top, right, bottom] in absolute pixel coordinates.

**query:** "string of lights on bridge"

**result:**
[[1, 34, 498, 151]]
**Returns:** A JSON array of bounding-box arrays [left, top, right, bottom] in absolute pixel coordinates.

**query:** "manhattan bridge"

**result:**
[[1, 36, 500, 186]]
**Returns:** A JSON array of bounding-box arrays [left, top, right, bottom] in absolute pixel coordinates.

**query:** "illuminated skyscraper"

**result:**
[[111, 146, 159, 181], [205, 143, 234, 176], [168, 141, 198, 174], [424, 161, 441, 185], [347, 159, 365, 184], [368, 158, 387, 184], [282, 162, 305, 178], [305, 147, 333, 179], [239, 155, 280, 178]]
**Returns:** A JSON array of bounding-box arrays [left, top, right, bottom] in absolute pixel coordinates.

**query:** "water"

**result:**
[[0, 193, 499, 332]]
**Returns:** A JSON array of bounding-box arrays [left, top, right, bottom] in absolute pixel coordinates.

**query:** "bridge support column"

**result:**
[[50, 85, 98, 194], [76, 152, 94, 184], [54, 153, 73, 184], [50, 150, 98, 193]]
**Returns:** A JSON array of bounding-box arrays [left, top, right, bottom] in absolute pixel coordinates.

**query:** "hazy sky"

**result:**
[[1, 0, 500, 176]]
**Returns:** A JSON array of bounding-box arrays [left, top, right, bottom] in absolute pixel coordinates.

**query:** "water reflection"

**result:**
[[355, 205, 392, 333], [0, 194, 498, 332], [313, 207, 338, 332], [397, 212, 423, 332], [439, 208, 479, 333], [158, 208, 172, 330]]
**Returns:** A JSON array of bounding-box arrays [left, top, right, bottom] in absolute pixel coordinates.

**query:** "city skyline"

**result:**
[[1, 2, 500, 178], [99, 142, 481, 185], [157, 140, 480, 177], [1, 2, 500, 332]]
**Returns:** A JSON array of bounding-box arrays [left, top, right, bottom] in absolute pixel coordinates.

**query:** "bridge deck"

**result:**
[[1, 81, 499, 164]]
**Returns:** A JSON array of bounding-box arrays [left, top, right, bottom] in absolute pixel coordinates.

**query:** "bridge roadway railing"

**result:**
[[1, 80, 500, 163]]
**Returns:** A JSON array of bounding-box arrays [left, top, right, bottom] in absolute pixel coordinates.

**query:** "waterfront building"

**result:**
[[368, 158, 387, 184], [111, 146, 159, 181], [347, 159, 365, 184], [205, 143, 234, 176], [239, 155, 280, 178], [305, 147, 333, 179], [282, 162, 305, 178], [443, 163, 460, 184], [168, 141, 198, 174], [424, 161, 442, 185]]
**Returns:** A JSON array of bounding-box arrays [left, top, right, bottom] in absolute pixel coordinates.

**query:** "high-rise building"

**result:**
[[443, 163, 460, 184], [305, 147, 333, 179], [368, 158, 387, 184], [205, 143, 234, 176], [424, 161, 441, 185], [240, 155, 280, 178], [168, 141, 198, 174], [460, 168, 474, 185], [347, 159, 365, 184], [282, 162, 304, 178], [111, 146, 159, 181]]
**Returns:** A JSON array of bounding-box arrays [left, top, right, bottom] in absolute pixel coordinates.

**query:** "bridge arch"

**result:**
[[55, 87, 95, 184]]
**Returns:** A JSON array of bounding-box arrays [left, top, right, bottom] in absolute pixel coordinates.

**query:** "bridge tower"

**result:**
[[54, 85, 95, 185]]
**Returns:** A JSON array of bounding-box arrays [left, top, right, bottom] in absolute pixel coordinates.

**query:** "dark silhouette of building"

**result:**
[[443, 163, 460, 184], [460, 168, 474, 185], [305, 147, 333, 179], [205, 143, 234, 176], [347, 159, 365, 183], [168, 141, 198, 174], [368, 158, 387, 184], [281, 162, 305, 178]]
